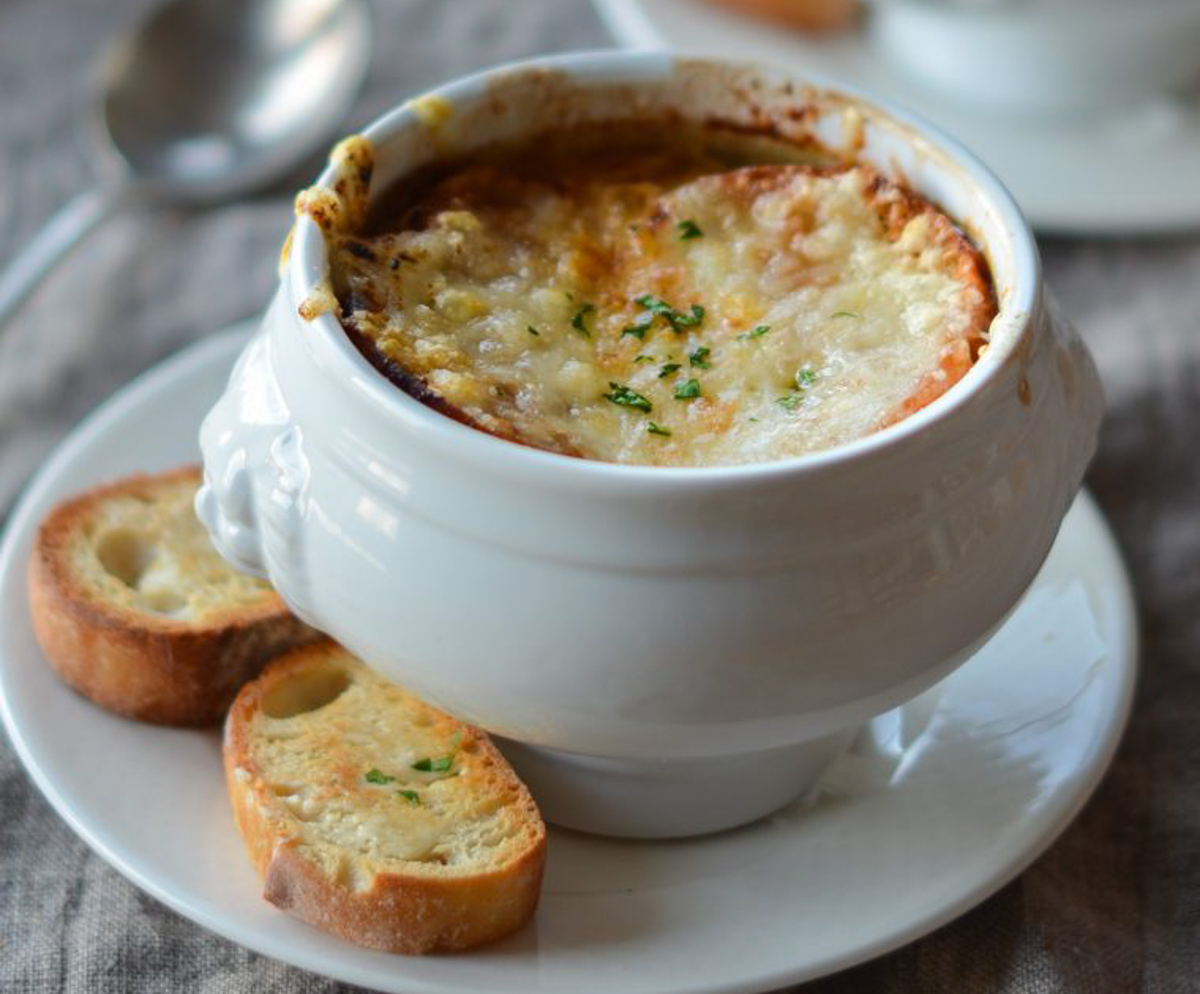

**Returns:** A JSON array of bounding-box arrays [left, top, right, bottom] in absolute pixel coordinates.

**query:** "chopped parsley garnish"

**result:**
[[633, 354, 655, 364], [776, 393, 802, 411], [364, 769, 395, 785], [604, 382, 653, 412], [571, 303, 595, 336], [674, 378, 702, 400], [396, 789, 421, 806], [737, 324, 771, 341], [831, 310, 859, 320], [621, 314, 653, 339], [658, 362, 682, 378], [412, 755, 455, 773], [796, 366, 818, 388], [647, 422, 672, 437], [689, 346, 711, 368], [527, 325, 540, 336], [677, 219, 704, 240], [634, 294, 705, 332]]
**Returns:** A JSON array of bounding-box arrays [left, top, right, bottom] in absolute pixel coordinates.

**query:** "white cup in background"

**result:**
[[867, 0, 1200, 119]]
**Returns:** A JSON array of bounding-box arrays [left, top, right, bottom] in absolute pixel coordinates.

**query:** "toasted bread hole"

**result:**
[[335, 853, 372, 892], [94, 529, 156, 588], [142, 589, 188, 616], [261, 666, 351, 719]]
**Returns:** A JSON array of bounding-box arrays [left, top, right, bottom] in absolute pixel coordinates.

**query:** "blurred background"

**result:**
[[1, 0, 1197, 992]]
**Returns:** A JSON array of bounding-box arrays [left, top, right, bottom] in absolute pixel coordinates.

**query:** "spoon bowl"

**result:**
[[100, 0, 371, 201], [0, 0, 371, 324]]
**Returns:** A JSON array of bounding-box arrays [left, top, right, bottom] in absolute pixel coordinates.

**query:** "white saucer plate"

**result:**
[[0, 327, 1136, 994], [593, 0, 1200, 236]]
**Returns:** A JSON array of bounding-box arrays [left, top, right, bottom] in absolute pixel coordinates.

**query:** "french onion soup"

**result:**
[[297, 124, 996, 467]]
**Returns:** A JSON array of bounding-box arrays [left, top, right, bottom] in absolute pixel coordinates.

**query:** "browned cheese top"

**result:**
[[306, 127, 996, 467]]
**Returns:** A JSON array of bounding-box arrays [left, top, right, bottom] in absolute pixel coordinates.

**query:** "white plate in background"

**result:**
[[0, 328, 1137, 993], [593, 0, 1200, 236]]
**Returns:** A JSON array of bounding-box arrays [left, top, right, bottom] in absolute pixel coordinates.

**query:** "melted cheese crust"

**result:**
[[323, 145, 994, 467]]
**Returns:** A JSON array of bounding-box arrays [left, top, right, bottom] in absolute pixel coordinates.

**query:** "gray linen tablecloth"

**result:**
[[1, 1, 1197, 991]]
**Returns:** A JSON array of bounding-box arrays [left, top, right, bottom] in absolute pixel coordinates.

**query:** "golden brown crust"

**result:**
[[859, 172, 995, 427], [27, 466, 319, 726], [223, 644, 546, 954], [346, 160, 995, 453]]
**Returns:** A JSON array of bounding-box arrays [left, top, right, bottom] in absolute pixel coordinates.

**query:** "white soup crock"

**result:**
[[196, 51, 1103, 838]]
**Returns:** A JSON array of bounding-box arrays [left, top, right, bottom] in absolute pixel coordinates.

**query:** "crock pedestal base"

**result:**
[[496, 728, 860, 838]]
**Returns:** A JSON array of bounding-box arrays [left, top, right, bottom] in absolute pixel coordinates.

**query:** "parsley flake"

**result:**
[[647, 422, 672, 437], [396, 789, 421, 806], [796, 366, 818, 388], [364, 769, 395, 785], [634, 294, 705, 332], [737, 324, 771, 341], [621, 314, 653, 339], [527, 325, 540, 336], [677, 219, 703, 240], [633, 354, 655, 364], [776, 393, 802, 411], [674, 378, 702, 400], [658, 362, 682, 378], [571, 303, 595, 336], [831, 311, 859, 320], [689, 346, 711, 368], [412, 755, 454, 773], [604, 382, 653, 412]]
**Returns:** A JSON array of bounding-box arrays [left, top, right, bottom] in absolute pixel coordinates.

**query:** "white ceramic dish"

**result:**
[[593, 0, 1200, 235], [197, 51, 1102, 837], [869, 0, 1200, 119], [0, 328, 1135, 993]]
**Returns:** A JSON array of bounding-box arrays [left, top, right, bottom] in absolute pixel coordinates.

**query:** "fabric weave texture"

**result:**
[[1, 1, 1197, 991]]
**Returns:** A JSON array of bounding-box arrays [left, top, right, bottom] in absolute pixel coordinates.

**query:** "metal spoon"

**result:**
[[0, 0, 371, 325]]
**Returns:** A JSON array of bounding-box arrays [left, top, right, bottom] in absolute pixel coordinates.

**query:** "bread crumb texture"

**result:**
[[225, 643, 545, 953], [244, 651, 537, 873], [61, 469, 275, 624]]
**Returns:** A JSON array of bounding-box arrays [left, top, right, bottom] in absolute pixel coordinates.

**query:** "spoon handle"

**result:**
[[0, 185, 130, 327]]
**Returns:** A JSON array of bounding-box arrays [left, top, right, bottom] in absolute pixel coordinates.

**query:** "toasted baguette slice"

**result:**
[[223, 642, 546, 953], [27, 466, 318, 726]]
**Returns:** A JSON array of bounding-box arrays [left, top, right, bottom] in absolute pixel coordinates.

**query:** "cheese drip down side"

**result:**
[[313, 141, 996, 467]]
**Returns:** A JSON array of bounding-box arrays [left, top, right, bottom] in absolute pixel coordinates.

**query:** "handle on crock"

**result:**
[[196, 319, 314, 617]]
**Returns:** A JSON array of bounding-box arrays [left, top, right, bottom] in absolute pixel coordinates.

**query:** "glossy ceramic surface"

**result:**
[[0, 327, 1136, 993], [594, 0, 1200, 235], [198, 54, 1103, 810], [870, 0, 1200, 118]]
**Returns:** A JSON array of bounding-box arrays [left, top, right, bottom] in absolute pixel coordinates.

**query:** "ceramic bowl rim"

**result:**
[[289, 48, 1040, 486]]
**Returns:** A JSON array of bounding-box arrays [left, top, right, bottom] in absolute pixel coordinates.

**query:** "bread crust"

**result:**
[[857, 169, 995, 428], [223, 644, 547, 953], [27, 466, 319, 726]]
